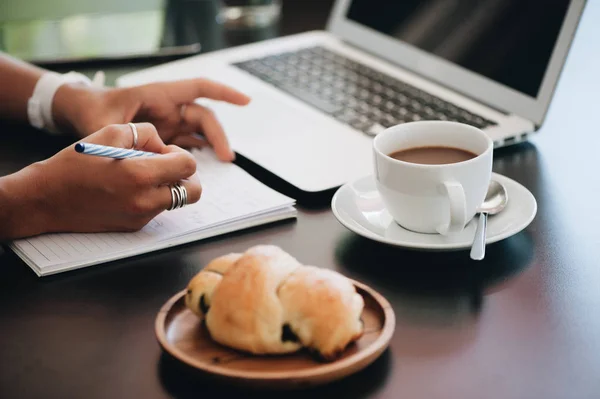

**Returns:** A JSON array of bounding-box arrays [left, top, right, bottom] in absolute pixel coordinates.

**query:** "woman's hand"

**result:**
[[53, 78, 251, 162], [0, 123, 201, 240]]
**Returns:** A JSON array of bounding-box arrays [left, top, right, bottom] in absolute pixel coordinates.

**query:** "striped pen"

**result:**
[[74, 143, 157, 159]]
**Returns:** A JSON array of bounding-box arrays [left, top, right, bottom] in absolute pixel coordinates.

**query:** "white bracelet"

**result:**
[[27, 71, 104, 135]]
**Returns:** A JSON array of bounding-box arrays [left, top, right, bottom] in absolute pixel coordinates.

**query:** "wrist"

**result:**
[[0, 163, 52, 240], [52, 82, 97, 136], [27, 71, 95, 135]]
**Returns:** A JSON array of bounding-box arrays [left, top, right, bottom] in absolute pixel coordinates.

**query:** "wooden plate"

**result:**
[[155, 280, 395, 389]]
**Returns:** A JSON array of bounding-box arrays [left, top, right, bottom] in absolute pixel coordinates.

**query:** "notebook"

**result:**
[[9, 149, 297, 277]]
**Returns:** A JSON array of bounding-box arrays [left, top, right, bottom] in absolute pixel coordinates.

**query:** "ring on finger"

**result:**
[[168, 185, 180, 211], [128, 122, 139, 149], [175, 183, 188, 208], [167, 183, 188, 211]]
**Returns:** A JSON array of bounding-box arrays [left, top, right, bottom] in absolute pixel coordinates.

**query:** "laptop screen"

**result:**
[[346, 0, 571, 98]]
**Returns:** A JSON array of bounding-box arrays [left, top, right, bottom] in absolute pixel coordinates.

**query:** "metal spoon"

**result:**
[[470, 179, 508, 261]]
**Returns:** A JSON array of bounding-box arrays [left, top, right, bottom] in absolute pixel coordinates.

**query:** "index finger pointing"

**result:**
[[160, 78, 251, 106]]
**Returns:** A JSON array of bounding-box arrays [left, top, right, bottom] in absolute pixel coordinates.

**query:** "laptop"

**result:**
[[117, 0, 586, 193]]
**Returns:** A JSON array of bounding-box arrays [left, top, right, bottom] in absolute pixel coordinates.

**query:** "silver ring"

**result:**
[[180, 104, 187, 121], [179, 184, 188, 208], [167, 183, 188, 210], [174, 183, 188, 208], [128, 122, 138, 149], [168, 186, 177, 211], [168, 185, 181, 211], [173, 185, 182, 209]]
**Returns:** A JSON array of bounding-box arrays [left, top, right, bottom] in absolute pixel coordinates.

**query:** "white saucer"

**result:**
[[331, 173, 537, 251]]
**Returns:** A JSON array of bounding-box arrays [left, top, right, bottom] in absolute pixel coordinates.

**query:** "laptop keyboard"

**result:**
[[232, 46, 497, 135]]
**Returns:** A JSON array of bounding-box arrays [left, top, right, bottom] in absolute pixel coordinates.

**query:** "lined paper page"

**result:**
[[11, 149, 295, 271]]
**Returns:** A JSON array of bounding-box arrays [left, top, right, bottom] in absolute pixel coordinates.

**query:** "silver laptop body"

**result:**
[[118, 0, 586, 193]]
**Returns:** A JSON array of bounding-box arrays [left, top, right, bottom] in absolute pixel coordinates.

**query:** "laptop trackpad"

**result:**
[[198, 89, 372, 193]]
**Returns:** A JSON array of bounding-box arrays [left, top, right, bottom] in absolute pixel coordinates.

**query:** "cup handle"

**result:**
[[436, 181, 467, 235]]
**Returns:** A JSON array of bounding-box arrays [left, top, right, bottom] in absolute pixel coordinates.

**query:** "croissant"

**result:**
[[185, 245, 364, 361]]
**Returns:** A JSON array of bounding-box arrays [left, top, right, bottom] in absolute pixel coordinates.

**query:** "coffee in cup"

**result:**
[[388, 146, 478, 165], [373, 121, 493, 235]]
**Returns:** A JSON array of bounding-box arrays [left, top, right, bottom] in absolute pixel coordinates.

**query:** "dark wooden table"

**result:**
[[2, 1, 600, 398]]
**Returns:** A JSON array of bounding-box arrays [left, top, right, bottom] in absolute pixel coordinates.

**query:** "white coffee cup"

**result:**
[[373, 121, 493, 235]]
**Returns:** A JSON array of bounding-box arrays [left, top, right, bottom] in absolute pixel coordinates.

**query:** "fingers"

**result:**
[[159, 78, 251, 106], [155, 173, 202, 212], [171, 134, 209, 150], [122, 173, 202, 229], [181, 103, 235, 161], [83, 122, 167, 154], [127, 145, 199, 186], [116, 146, 201, 224]]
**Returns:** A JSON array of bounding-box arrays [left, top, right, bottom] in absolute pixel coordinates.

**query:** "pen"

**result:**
[[74, 143, 157, 159]]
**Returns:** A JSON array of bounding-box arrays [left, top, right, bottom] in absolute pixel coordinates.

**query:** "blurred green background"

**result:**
[[0, 0, 185, 63]]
